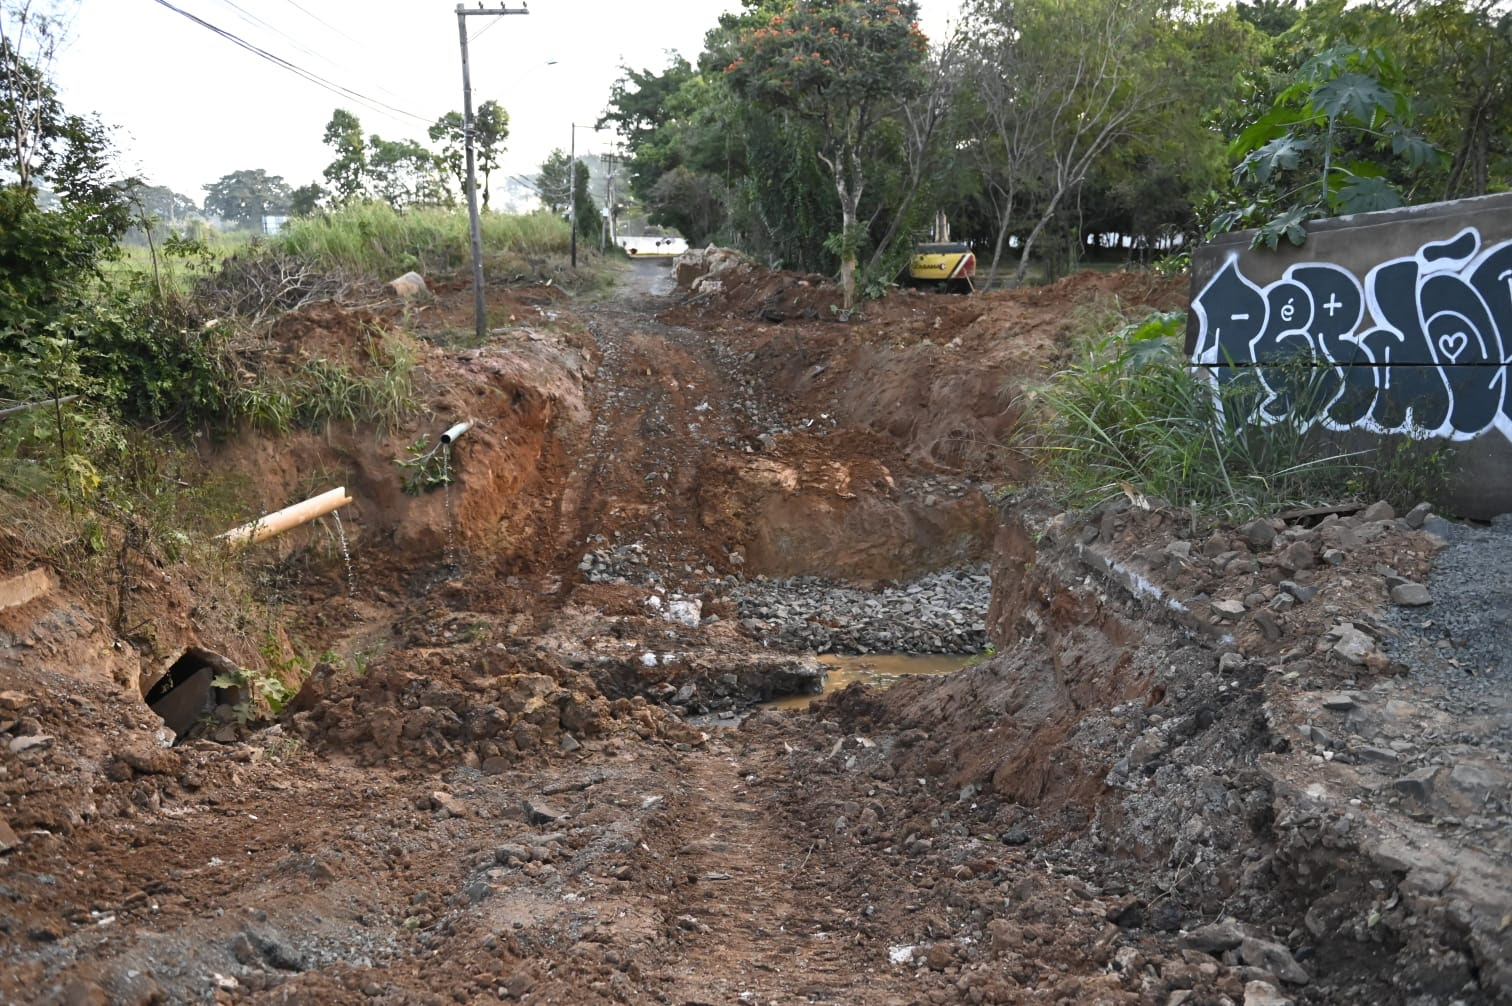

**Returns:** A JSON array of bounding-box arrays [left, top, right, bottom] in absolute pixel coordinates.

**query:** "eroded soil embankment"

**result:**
[[816, 493, 1511, 1005]]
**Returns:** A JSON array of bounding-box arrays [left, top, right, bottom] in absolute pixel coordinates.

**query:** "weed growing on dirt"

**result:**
[[1038, 310, 1410, 518], [396, 436, 452, 495], [235, 332, 419, 437]]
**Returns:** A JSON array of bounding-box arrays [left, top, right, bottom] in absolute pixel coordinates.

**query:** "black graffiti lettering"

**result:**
[[1364, 259, 1452, 431], [1193, 229, 1512, 442], [1193, 261, 1265, 383], [1423, 229, 1479, 264]]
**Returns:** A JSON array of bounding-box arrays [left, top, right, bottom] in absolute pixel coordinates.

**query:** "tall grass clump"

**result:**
[[1038, 311, 1442, 518], [274, 203, 570, 277]]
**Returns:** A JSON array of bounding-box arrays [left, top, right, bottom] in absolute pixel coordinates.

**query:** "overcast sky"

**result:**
[[48, 0, 964, 205]]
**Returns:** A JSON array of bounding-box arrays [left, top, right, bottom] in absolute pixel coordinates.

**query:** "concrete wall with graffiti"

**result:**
[[1187, 193, 1512, 519]]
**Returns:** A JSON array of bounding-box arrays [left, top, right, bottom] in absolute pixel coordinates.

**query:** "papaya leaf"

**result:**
[[1334, 176, 1403, 216], [1312, 72, 1396, 125], [1242, 135, 1314, 183]]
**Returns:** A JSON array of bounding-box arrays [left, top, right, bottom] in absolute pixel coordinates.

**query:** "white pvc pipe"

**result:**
[[439, 421, 473, 445], [219, 487, 353, 549]]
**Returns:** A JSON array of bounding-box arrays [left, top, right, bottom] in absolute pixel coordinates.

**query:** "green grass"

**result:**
[[233, 331, 420, 437], [1037, 311, 1448, 518], [273, 203, 571, 277]]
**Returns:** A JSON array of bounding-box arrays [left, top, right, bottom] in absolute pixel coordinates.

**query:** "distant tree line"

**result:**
[[599, 0, 1512, 303]]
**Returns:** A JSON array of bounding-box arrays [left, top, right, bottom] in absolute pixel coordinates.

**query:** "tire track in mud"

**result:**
[[631, 732, 902, 1005], [555, 285, 746, 582]]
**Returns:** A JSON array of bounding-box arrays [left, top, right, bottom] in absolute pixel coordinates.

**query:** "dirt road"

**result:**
[[2, 257, 1508, 1005]]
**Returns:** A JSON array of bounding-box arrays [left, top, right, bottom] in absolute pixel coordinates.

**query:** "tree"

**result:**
[[571, 159, 599, 242], [321, 108, 366, 203], [129, 183, 198, 224], [366, 135, 444, 210], [1216, 44, 1444, 247], [537, 148, 574, 214], [429, 100, 509, 210], [202, 169, 291, 228], [721, 0, 930, 308], [956, 0, 1178, 286], [428, 110, 466, 204], [288, 182, 324, 217], [648, 166, 727, 246]]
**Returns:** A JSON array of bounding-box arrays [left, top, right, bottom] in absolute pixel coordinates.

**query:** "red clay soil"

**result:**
[[1, 257, 1502, 1006]]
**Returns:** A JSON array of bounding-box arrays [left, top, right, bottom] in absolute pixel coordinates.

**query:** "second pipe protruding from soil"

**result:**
[[440, 421, 472, 445]]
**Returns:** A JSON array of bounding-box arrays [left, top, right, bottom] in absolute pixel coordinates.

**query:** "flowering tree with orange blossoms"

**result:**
[[722, 0, 928, 309]]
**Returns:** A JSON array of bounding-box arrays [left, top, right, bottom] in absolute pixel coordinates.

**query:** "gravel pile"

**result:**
[[1384, 512, 1512, 691], [729, 565, 991, 655]]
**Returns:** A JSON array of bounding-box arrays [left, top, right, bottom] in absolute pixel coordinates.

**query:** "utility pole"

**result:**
[[570, 122, 577, 269], [456, 4, 528, 343], [601, 151, 612, 254]]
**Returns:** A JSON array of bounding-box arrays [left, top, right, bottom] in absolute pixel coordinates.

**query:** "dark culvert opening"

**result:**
[[142, 648, 241, 743]]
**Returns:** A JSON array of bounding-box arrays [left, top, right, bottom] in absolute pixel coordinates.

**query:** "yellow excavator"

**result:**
[[906, 211, 976, 293]]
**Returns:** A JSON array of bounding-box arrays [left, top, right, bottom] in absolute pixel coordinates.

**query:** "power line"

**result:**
[[471, 15, 505, 44], [212, 0, 334, 69], [277, 0, 362, 46], [146, 0, 432, 127]]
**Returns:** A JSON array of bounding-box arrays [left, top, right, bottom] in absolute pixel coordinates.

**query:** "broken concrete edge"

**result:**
[[1070, 541, 1235, 648]]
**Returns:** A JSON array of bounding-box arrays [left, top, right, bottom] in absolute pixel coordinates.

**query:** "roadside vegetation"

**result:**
[[1038, 309, 1449, 519]]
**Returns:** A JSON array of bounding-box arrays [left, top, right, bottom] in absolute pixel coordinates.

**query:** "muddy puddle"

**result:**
[[767, 654, 967, 710]]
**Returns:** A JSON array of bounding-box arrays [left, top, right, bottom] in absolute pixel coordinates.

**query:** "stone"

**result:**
[[1239, 937, 1310, 984], [1241, 520, 1277, 548], [1277, 541, 1315, 572], [663, 598, 702, 626], [1183, 921, 1249, 953], [1212, 600, 1247, 621], [1389, 582, 1432, 606], [1319, 524, 1363, 549], [1320, 693, 1357, 712], [1358, 500, 1395, 522], [1354, 745, 1399, 766], [494, 843, 531, 864], [7, 734, 51, 754], [523, 797, 567, 825], [0, 690, 32, 713], [118, 746, 180, 776], [558, 733, 582, 752], [1278, 580, 1316, 603], [1391, 767, 1439, 803], [1218, 652, 1245, 673], [1252, 609, 1282, 643], [481, 756, 510, 775], [431, 791, 469, 819], [1243, 979, 1294, 1006], [925, 942, 954, 970], [1446, 763, 1497, 806], [386, 271, 428, 298], [1404, 502, 1433, 529], [1328, 624, 1375, 665], [0, 816, 19, 852]]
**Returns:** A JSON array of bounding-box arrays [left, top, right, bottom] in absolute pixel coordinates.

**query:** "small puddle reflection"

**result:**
[[768, 654, 966, 710]]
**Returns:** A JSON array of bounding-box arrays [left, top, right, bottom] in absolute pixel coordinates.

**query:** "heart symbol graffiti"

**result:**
[[1438, 330, 1469, 363]]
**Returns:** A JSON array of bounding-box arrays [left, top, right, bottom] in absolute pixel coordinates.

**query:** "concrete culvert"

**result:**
[[142, 648, 244, 743]]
